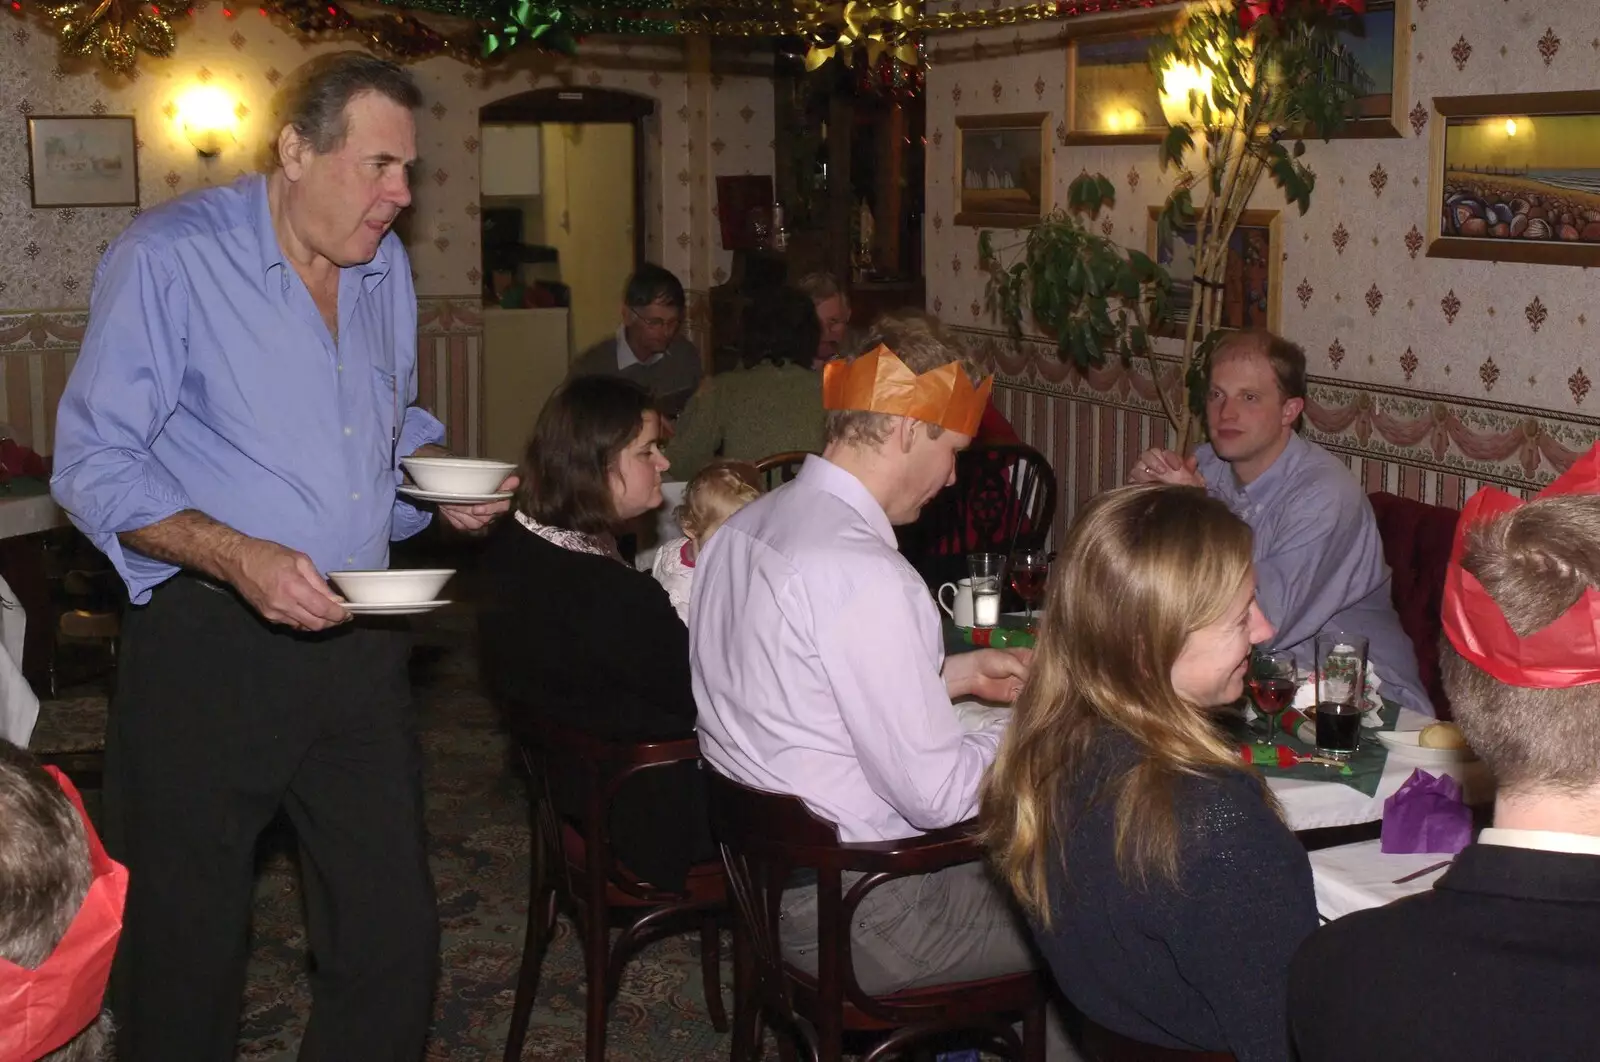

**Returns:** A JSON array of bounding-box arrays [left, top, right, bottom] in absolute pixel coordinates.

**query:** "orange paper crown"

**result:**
[[822, 344, 994, 437], [1442, 443, 1600, 689], [0, 766, 127, 1062]]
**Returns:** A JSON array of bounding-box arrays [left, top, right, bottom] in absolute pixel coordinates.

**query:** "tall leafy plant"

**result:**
[[984, 0, 1364, 450]]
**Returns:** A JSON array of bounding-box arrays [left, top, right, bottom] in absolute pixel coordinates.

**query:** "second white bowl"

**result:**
[[328, 568, 455, 605]]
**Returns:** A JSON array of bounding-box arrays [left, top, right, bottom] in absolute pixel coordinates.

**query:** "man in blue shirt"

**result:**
[[1129, 331, 1430, 714], [51, 53, 508, 1060]]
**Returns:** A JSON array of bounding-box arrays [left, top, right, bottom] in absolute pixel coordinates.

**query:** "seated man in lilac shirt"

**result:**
[[50, 54, 510, 1061], [1130, 330, 1430, 713], [690, 325, 1068, 1036]]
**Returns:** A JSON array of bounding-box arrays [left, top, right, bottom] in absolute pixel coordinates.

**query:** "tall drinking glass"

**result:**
[[966, 553, 1005, 629], [1313, 632, 1369, 760]]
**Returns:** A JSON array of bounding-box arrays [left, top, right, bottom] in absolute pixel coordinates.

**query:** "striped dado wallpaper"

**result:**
[[0, 297, 488, 460], [964, 326, 1600, 551]]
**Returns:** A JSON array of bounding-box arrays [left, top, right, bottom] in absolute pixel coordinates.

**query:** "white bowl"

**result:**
[[400, 457, 516, 496], [328, 568, 454, 605], [1376, 730, 1478, 765]]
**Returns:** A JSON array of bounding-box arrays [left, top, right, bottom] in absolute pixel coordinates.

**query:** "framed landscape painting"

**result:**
[[1063, 11, 1175, 145], [27, 115, 139, 208], [1427, 90, 1600, 267], [955, 113, 1051, 228], [1147, 208, 1282, 337], [1329, 0, 1411, 138]]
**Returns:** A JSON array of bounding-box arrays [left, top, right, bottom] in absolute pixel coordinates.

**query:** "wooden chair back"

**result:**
[[752, 450, 813, 491]]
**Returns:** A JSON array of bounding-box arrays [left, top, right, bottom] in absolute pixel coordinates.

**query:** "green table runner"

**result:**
[[0, 476, 50, 498], [1225, 702, 1399, 797], [942, 614, 1034, 656]]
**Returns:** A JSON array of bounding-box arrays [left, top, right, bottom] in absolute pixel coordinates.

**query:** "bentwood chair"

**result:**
[[753, 451, 813, 491], [899, 443, 1057, 592], [706, 768, 1047, 1062], [504, 717, 728, 1062]]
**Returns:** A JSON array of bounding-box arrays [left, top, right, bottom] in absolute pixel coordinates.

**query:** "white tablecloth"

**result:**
[[0, 491, 63, 541], [1309, 838, 1454, 920], [1266, 707, 1494, 833]]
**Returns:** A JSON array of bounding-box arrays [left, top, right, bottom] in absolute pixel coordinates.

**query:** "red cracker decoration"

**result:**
[[1442, 444, 1600, 689], [0, 767, 127, 1062]]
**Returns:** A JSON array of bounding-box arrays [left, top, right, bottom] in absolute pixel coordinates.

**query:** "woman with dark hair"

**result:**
[[663, 286, 826, 478], [981, 484, 1317, 1062], [479, 374, 711, 889]]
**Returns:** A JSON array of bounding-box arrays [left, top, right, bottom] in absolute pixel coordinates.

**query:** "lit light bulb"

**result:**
[[1504, 118, 1518, 137], [1158, 59, 1218, 128], [176, 85, 238, 156]]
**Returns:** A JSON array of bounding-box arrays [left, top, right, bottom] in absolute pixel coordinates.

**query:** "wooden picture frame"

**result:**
[[954, 113, 1052, 228], [26, 115, 139, 209], [1063, 11, 1175, 145], [1329, 0, 1411, 140], [1146, 207, 1282, 338], [1426, 90, 1600, 267]]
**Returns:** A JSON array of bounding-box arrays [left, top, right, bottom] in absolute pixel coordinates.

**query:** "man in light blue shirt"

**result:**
[[1131, 331, 1431, 714], [50, 53, 508, 1061]]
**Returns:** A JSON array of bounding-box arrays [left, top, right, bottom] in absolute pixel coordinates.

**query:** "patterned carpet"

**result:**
[[34, 605, 741, 1062]]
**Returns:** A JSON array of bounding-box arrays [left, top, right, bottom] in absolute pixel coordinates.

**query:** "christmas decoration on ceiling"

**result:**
[[7, 0, 1182, 77]]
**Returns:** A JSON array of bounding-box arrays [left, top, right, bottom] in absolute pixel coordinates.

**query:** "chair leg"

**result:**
[[502, 887, 556, 1062], [729, 926, 759, 1062], [584, 898, 611, 1062], [701, 913, 728, 1032], [1023, 1000, 1046, 1062]]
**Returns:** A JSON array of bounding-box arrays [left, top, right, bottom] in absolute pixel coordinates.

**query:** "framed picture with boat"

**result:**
[[26, 115, 139, 209], [1328, 0, 1412, 139], [1427, 90, 1600, 267], [954, 113, 1051, 228]]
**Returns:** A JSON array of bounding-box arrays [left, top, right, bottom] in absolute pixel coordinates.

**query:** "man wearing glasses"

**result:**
[[569, 264, 702, 416]]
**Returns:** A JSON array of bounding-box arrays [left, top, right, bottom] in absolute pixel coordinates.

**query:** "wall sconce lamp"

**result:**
[[176, 85, 238, 158]]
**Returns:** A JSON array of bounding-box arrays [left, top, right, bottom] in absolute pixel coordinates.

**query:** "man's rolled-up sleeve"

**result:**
[[50, 238, 195, 604], [815, 568, 1003, 836]]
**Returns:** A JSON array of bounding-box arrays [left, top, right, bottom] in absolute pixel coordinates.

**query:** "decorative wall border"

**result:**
[[954, 325, 1600, 493]]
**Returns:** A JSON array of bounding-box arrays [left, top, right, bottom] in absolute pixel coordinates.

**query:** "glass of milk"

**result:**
[[966, 553, 1006, 629]]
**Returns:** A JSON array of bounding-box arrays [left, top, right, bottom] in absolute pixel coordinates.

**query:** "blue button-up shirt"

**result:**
[[51, 174, 444, 604], [1195, 432, 1432, 715]]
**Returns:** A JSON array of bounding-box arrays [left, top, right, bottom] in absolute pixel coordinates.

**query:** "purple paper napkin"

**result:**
[[1381, 768, 1473, 855]]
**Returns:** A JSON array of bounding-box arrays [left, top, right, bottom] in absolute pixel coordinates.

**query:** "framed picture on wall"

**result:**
[[1063, 11, 1175, 145], [1146, 207, 1282, 338], [954, 113, 1051, 228], [1426, 90, 1600, 267], [1329, 0, 1412, 139], [26, 115, 139, 208]]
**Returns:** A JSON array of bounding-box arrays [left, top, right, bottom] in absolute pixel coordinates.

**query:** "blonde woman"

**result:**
[[981, 484, 1316, 1062]]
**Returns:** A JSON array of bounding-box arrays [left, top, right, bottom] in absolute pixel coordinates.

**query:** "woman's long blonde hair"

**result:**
[[979, 484, 1261, 924]]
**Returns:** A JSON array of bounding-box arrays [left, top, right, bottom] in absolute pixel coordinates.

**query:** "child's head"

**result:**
[[678, 461, 763, 549]]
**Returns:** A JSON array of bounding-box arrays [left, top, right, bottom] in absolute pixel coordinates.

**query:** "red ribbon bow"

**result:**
[[1238, 0, 1365, 32]]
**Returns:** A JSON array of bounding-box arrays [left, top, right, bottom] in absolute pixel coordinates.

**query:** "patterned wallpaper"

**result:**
[[925, 0, 1600, 512], [0, 10, 775, 308]]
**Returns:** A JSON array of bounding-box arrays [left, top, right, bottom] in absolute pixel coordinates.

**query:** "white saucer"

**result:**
[[1376, 730, 1478, 765], [343, 599, 450, 616], [398, 485, 514, 505]]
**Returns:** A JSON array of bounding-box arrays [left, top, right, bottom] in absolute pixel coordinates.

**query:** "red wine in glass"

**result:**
[[1248, 650, 1298, 743], [1009, 550, 1049, 621], [1249, 677, 1296, 716]]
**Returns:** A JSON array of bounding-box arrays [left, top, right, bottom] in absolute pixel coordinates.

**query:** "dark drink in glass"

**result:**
[[1314, 701, 1362, 759]]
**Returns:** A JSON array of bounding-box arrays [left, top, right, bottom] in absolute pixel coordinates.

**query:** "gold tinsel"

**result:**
[[49, 0, 177, 72]]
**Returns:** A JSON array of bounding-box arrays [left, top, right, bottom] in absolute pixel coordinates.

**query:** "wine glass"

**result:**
[[1008, 549, 1050, 622], [1249, 650, 1298, 745]]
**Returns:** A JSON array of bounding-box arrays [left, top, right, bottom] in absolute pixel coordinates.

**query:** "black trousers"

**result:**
[[104, 576, 439, 1062]]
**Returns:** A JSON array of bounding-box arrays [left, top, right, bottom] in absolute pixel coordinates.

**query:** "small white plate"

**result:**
[[398, 486, 514, 505], [342, 599, 451, 616], [1376, 730, 1478, 764]]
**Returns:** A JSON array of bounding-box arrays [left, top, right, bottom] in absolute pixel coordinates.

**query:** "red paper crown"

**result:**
[[0, 767, 128, 1062], [822, 344, 994, 437], [1441, 443, 1600, 689]]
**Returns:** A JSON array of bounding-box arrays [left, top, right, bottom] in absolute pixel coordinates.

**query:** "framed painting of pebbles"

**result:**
[[1062, 10, 1175, 145], [954, 113, 1052, 228], [1146, 208, 1282, 339], [1428, 91, 1600, 267]]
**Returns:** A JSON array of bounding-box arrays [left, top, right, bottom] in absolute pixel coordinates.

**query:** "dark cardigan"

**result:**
[[1031, 729, 1317, 1062], [477, 517, 713, 890]]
